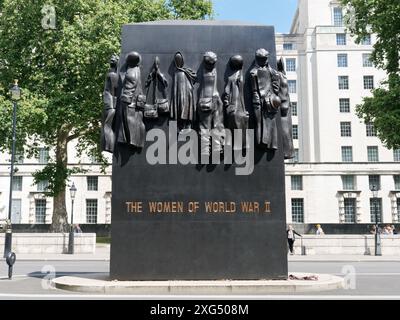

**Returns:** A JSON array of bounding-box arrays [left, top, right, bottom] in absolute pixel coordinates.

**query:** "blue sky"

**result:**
[[212, 0, 298, 33]]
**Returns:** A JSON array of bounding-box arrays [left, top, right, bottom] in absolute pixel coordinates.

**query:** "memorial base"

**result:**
[[52, 273, 344, 294]]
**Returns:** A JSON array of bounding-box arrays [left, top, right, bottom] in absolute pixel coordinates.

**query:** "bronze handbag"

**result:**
[[143, 76, 158, 119], [144, 103, 158, 118], [136, 94, 146, 111], [157, 98, 169, 114], [156, 70, 169, 114], [226, 104, 237, 114], [199, 97, 213, 112]]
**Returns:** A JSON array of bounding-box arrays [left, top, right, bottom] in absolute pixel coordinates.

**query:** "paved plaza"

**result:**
[[0, 245, 399, 299]]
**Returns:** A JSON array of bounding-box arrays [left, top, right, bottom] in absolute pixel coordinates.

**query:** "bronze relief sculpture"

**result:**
[[198, 51, 224, 156], [101, 54, 119, 153], [250, 48, 281, 149], [170, 52, 197, 131], [104, 48, 294, 157], [117, 51, 146, 148], [223, 55, 249, 150], [277, 58, 295, 159], [144, 56, 169, 119]]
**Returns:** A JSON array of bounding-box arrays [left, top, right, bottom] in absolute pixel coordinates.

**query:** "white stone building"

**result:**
[[0, 144, 112, 225], [278, 0, 400, 225], [0, 0, 399, 228]]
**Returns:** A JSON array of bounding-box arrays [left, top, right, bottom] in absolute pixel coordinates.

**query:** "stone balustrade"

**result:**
[[292, 235, 400, 255], [0, 233, 96, 254]]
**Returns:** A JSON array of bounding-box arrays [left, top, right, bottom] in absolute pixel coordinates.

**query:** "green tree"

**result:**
[[0, 0, 213, 232], [340, 0, 400, 149], [168, 0, 213, 19]]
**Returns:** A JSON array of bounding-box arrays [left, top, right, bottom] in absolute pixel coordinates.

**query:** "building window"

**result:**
[[366, 122, 377, 137], [11, 199, 21, 224], [288, 80, 297, 94], [291, 102, 297, 116], [333, 7, 344, 26], [283, 43, 294, 50], [38, 148, 49, 164], [89, 154, 98, 164], [35, 199, 47, 224], [291, 198, 304, 223], [394, 175, 400, 190], [363, 76, 374, 89], [86, 199, 98, 224], [12, 176, 22, 191], [363, 53, 373, 67], [341, 146, 353, 162], [339, 98, 350, 113], [344, 198, 356, 223], [292, 125, 298, 140], [87, 176, 98, 191], [367, 146, 379, 162], [370, 198, 382, 223], [336, 33, 346, 45], [394, 149, 400, 162], [338, 76, 349, 89], [337, 54, 348, 67], [290, 149, 299, 163], [291, 176, 303, 190], [342, 175, 355, 190], [369, 175, 381, 191], [361, 34, 371, 45], [340, 122, 352, 137], [15, 151, 24, 164], [286, 58, 296, 72], [397, 199, 400, 222], [37, 180, 49, 192]]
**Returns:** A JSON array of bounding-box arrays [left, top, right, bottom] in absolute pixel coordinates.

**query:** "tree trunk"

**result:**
[[51, 189, 68, 232], [50, 129, 69, 233]]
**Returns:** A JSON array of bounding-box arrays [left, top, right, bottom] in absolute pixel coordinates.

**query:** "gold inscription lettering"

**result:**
[[264, 201, 271, 213], [188, 201, 200, 213], [240, 202, 260, 213], [148, 201, 184, 213], [125, 201, 142, 213]]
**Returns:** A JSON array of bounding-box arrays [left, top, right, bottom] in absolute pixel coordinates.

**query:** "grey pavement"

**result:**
[[0, 259, 398, 298], [14, 244, 400, 262], [1, 244, 400, 298]]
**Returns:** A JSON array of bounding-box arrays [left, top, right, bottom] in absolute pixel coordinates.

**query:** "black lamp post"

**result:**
[[3, 80, 21, 258], [371, 185, 382, 256], [68, 182, 77, 254]]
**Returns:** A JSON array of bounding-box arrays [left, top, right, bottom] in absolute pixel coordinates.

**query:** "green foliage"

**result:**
[[0, 87, 48, 157], [168, 0, 214, 19], [96, 236, 111, 244], [341, 0, 400, 75], [32, 163, 86, 197], [0, 0, 213, 196], [356, 77, 400, 149], [341, 0, 400, 148]]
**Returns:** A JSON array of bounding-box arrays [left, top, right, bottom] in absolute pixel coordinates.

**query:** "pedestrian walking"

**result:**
[[287, 225, 302, 255], [316, 224, 325, 235], [74, 224, 82, 234]]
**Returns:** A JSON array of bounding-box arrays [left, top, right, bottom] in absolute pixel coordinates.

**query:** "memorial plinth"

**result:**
[[110, 21, 288, 280]]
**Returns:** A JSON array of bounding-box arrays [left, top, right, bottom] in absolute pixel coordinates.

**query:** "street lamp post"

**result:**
[[371, 185, 382, 256], [3, 80, 21, 258], [68, 182, 77, 254]]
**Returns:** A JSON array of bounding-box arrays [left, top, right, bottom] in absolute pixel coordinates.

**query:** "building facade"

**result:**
[[0, 145, 112, 225], [0, 0, 399, 228], [278, 0, 400, 225]]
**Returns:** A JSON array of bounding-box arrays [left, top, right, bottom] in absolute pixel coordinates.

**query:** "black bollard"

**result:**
[[6, 252, 16, 280]]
